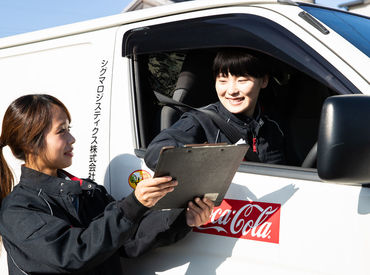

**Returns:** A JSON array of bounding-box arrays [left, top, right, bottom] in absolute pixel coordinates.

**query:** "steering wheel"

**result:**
[[301, 142, 318, 168]]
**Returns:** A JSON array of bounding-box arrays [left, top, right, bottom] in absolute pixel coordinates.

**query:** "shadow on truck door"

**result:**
[[119, 179, 298, 274], [358, 186, 370, 215]]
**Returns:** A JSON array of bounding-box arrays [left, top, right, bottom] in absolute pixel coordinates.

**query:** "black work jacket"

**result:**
[[0, 166, 190, 275], [145, 101, 285, 170]]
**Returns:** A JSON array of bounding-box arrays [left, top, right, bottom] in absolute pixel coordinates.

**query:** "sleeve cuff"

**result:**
[[118, 192, 149, 223], [171, 209, 191, 230]]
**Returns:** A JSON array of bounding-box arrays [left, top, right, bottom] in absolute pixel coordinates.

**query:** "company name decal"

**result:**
[[193, 199, 281, 244], [88, 59, 109, 181]]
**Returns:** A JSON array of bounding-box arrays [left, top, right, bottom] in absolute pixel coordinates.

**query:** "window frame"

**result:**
[[123, 13, 361, 95], [124, 12, 361, 180]]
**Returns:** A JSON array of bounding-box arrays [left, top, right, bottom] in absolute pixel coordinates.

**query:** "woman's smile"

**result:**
[[215, 73, 268, 117], [226, 97, 244, 105]]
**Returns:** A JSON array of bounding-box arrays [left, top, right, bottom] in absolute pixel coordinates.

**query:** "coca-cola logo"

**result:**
[[194, 199, 281, 244]]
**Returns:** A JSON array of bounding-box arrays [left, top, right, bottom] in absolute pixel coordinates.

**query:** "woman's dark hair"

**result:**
[[213, 48, 270, 79], [0, 94, 71, 204]]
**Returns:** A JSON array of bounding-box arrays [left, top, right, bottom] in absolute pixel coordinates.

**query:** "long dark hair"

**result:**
[[0, 94, 71, 204]]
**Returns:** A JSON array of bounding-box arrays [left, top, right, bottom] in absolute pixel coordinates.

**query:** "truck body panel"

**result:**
[[0, 1, 369, 274]]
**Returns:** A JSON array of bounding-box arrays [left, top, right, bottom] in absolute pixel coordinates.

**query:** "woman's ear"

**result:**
[[261, 75, 269, 89]]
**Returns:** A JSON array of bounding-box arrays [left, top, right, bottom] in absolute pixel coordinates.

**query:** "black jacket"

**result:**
[[145, 101, 285, 170], [0, 166, 190, 275]]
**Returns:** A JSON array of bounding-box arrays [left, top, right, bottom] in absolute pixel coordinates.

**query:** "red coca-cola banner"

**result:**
[[193, 199, 281, 244]]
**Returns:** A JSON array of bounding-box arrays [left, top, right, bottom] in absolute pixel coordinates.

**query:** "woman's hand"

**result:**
[[134, 176, 177, 208], [186, 197, 214, 227]]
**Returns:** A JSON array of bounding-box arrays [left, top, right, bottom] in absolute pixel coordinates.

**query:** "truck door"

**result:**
[[109, 5, 370, 275]]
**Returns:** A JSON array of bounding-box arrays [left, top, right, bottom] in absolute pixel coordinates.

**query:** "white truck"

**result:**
[[0, 1, 369, 274]]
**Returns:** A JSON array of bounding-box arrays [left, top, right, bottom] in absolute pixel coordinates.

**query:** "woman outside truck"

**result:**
[[0, 94, 213, 275], [145, 48, 285, 169]]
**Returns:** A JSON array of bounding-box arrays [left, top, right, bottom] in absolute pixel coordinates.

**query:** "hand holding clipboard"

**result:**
[[153, 144, 248, 209]]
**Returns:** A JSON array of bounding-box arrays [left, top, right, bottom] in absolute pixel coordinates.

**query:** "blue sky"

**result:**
[[0, 0, 347, 38]]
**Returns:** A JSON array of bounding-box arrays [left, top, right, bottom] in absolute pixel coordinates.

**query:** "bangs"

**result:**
[[213, 48, 269, 79]]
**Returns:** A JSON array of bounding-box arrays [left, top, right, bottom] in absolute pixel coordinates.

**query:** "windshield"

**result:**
[[300, 5, 370, 57]]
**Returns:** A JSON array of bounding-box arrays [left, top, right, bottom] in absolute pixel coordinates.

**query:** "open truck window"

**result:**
[[123, 13, 360, 170]]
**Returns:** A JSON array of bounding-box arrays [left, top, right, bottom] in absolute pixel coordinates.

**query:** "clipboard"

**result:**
[[153, 144, 248, 209]]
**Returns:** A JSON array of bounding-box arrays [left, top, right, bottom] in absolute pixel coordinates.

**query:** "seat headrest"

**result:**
[[173, 51, 218, 107]]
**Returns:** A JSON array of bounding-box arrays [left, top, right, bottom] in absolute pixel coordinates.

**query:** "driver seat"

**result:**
[[160, 51, 217, 130]]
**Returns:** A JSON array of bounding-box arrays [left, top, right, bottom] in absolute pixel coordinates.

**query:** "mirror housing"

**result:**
[[318, 95, 370, 184]]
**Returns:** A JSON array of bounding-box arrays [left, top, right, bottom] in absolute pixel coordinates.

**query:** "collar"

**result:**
[[216, 101, 263, 127], [20, 166, 93, 196]]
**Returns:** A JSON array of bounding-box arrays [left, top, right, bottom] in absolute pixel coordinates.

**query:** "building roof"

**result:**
[[339, 0, 370, 8]]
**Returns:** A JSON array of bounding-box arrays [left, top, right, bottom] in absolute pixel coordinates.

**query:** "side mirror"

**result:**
[[317, 95, 370, 185]]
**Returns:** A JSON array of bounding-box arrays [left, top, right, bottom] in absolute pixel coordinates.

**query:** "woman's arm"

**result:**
[[0, 177, 176, 273], [0, 192, 146, 273], [145, 112, 207, 170], [120, 198, 214, 258]]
